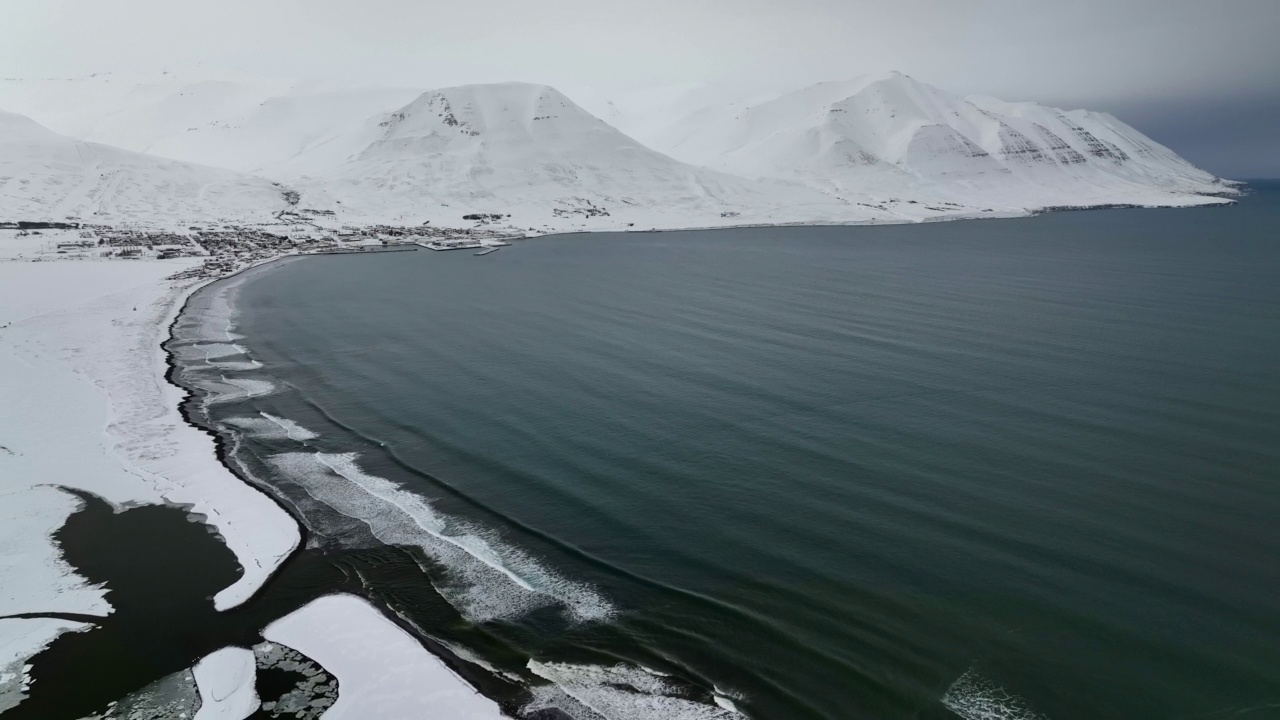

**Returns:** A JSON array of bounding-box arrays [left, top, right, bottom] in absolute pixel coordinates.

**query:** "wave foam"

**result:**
[[225, 413, 319, 441], [191, 341, 262, 371], [526, 661, 744, 720], [942, 668, 1049, 720], [712, 688, 743, 714], [207, 377, 275, 405], [191, 342, 250, 360], [209, 360, 262, 371], [268, 451, 614, 623]]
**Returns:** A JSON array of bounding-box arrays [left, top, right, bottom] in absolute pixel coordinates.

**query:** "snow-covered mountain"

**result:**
[[635, 72, 1236, 217], [143, 87, 425, 175], [0, 72, 421, 175], [0, 108, 292, 225], [0, 71, 1237, 230], [281, 82, 872, 228], [0, 71, 291, 153]]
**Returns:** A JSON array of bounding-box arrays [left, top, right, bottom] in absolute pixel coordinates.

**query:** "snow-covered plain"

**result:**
[[0, 248, 300, 711], [0, 245, 515, 718], [263, 594, 505, 720], [0, 255, 299, 609]]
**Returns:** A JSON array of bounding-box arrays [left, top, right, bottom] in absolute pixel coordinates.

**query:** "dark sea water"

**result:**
[[182, 184, 1280, 719]]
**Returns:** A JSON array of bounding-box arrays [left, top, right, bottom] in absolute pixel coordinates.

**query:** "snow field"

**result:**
[[263, 594, 505, 719]]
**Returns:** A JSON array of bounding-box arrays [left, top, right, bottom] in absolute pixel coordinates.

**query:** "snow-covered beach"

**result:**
[[0, 237, 508, 717], [0, 246, 287, 700]]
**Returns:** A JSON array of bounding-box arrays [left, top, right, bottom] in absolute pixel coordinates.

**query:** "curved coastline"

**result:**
[[166, 247, 769, 720], [165, 252, 314, 566], [162, 255, 311, 544], [164, 253, 530, 717]]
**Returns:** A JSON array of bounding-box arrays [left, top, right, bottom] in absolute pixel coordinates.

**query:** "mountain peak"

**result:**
[[634, 73, 1227, 212], [361, 81, 624, 161]]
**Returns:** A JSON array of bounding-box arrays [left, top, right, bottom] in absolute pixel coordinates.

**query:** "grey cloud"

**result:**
[[0, 0, 1276, 174]]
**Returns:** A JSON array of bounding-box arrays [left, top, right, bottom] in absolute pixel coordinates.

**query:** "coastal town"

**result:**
[[0, 215, 525, 280]]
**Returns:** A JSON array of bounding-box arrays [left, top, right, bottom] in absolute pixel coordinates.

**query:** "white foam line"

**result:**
[[261, 413, 318, 441], [211, 359, 262, 371], [223, 414, 319, 442], [192, 341, 262, 370], [209, 376, 274, 404], [191, 342, 250, 360], [315, 453, 540, 594], [712, 687, 743, 714], [527, 661, 745, 719], [268, 451, 614, 623]]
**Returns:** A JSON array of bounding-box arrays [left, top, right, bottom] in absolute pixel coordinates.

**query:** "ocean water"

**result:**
[[181, 184, 1280, 719]]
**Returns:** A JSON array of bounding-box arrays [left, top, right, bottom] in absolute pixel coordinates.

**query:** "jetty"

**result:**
[[309, 245, 419, 256], [416, 239, 513, 252]]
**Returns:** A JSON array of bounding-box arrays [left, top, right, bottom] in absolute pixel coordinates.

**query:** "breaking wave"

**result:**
[[206, 377, 275, 405], [525, 661, 745, 720], [268, 451, 614, 623], [190, 342, 261, 370], [942, 668, 1049, 720], [224, 413, 319, 442], [207, 359, 262, 371], [191, 342, 248, 358]]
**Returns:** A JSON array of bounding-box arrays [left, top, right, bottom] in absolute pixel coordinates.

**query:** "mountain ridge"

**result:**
[[282, 82, 888, 229], [0, 73, 1238, 229], [636, 72, 1236, 216]]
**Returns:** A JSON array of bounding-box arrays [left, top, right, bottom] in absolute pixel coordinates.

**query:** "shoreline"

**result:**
[[164, 256, 524, 717], [159, 255, 314, 607], [161, 243, 767, 719], [159, 256, 312, 610], [0, 252, 301, 710]]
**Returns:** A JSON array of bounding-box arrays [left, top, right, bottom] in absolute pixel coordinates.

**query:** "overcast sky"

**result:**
[[2, 0, 1277, 176]]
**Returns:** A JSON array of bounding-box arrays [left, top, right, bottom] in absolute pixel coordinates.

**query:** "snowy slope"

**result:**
[[636, 72, 1237, 216], [281, 82, 879, 228], [0, 71, 292, 153], [0, 72, 420, 175], [142, 87, 424, 174], [0, 108, 292, 225], [0, 72, 1238, 228]]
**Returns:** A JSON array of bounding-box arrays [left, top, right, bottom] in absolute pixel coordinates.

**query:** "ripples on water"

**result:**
[[192, 184, 1280, 719]]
